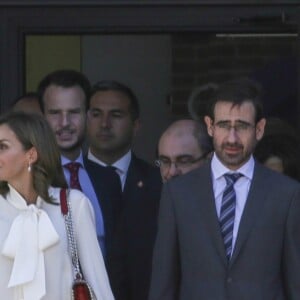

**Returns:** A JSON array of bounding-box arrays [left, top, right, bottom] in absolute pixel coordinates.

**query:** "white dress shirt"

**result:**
[[0, 185, 114, 300], [211, 153, 254, 253], [87, 150, 132, 191]]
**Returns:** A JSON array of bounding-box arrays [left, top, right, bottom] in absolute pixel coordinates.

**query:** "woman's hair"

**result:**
[[0, 112, 67, 203]]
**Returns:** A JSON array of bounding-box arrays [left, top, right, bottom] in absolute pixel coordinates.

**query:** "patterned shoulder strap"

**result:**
[[59, 188, 82, 279]]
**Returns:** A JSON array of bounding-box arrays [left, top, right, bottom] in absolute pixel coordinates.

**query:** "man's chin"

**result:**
[[218, 152, 246, 168], [58, 141, 81, 152], [94, 142, 114, 152], [226, 156, 252, 169]]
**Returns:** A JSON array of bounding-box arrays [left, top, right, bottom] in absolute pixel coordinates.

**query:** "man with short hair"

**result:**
[[149, 78, 300, 300], [38, 70, 89, 161], [156, 119, 212, 182], [37, 70, 118, 258], [86, 80, 162, 300], [87, 80, 140, 171]]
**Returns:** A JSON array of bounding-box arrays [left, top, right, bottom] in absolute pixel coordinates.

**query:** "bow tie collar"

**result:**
[[1, 185, 59, 300]]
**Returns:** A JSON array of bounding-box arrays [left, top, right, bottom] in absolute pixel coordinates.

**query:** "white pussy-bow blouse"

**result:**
[[1, 185, 59, 300]]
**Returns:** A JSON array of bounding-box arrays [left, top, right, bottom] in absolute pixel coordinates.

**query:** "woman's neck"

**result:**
[[9, 182, 38, 205]]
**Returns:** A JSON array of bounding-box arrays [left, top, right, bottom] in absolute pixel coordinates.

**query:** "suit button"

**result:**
[[227, 277, 232, 283]]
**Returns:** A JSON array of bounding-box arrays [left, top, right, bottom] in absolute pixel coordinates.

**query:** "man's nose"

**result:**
[[101, 115, 112, 128], [60, 113, 70, 126], [166, 162, 182, 180], [227, 127, 239, 143]]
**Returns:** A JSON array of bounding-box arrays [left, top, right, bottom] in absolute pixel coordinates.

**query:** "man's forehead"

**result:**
[[214, 101, 255, 120], [90, 94, 130, 111], [45, 100, 84, 110], [91, 90, 129, 102], [159, 135, 201, 156], [159, 153, 196, 160]]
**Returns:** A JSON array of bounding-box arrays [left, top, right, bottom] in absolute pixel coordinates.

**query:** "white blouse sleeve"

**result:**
[[69, 189, 114, 300]]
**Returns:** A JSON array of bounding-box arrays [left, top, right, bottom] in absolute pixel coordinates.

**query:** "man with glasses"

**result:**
[[156, 119, 212, 182], [149, 78, 300, 300]]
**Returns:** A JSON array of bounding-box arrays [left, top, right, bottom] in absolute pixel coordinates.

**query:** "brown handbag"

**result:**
[[60, 188, 97, 300]]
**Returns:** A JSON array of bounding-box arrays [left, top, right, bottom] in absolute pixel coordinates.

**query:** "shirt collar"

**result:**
[[87, 150, 132, 175], [61, 151, 84, 166], [6, 184, 43, 209], [211, 152, 254, 181]]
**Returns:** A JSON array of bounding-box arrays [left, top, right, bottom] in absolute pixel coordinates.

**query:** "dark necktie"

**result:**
[[64, 162, 82, 191], [107, 165, 122, 185], [219, 173, 242, 260], [105, 166, 123, 213]]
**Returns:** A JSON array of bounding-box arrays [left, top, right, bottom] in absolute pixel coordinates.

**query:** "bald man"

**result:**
[[11, 92, 42, 115], [156, 119, 213, 182]]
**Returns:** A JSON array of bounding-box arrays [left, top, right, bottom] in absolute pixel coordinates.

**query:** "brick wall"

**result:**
[[170, 33, 298, 124]]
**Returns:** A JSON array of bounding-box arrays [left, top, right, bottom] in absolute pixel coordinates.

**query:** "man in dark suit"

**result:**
[[149, 78, 300, 300], [86, 80, 162, 300], [37, 70, 118, 258]]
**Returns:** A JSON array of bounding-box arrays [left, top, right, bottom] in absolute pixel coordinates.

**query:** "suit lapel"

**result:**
[[230, 163, 269, 265], [123, 155, 146, 204], [190, 163, 229, 266], [82, 157, 115, 239], [123, 157, 137, 199], [189, 161, 271, 267]]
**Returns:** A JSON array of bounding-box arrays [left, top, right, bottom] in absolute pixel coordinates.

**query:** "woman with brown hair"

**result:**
[[0, 112, 114, 300]]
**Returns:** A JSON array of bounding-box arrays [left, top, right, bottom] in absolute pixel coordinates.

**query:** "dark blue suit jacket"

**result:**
[[83, 157, 122, 259], [107, 154, 162, 300]]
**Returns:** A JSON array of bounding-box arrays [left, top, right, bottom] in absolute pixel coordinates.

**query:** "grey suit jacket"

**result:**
[[149, 161, 300, 300]]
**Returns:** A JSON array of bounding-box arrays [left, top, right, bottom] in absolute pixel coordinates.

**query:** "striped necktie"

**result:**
[[219, 173, 242, 260]]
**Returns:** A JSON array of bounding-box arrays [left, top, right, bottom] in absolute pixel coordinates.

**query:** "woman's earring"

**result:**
[[28, 163, 32, 172]]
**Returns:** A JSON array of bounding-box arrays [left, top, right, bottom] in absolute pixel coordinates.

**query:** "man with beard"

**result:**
[[37, 70, 119, 258], [86, 80, 162, 300], [149, 78, 300, 300]]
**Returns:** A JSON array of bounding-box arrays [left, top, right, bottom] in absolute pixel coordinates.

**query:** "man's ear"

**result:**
[[204, 116, 214, 137], [255, 118, 266, 141], [133, 119, 141, 137]]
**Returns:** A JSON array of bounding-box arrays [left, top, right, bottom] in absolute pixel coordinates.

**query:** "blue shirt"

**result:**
[[211, 153, 254, 254], [61, 152, 105, 255]]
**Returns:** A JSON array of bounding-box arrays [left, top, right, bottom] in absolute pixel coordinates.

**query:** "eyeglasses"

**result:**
[[155, 152, 209, 170], [214, 121, 255, 134]]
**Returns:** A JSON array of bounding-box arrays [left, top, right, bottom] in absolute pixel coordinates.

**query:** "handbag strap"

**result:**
[[60, 188, 83, 279]]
